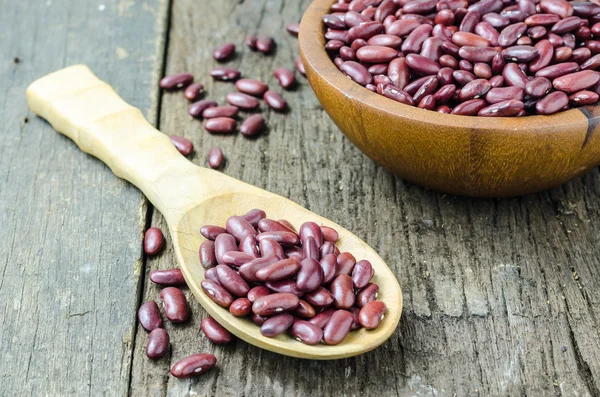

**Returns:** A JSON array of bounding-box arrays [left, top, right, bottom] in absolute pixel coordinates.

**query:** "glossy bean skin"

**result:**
[[265, 279, 305, 296], [452, 31, 490, 47], [144, 227, 164, 255], [242, 209, 266, 227], [170, 354, 217, 378], [290, 320, 323, 345], [226, 92, 260, 109], [235, 78, 269, 96], [303, 236, 320, 261], [553, 70, 599, 93], [304, 286, 335, 307], [201, 317, 233, 344], [359, 301, 388, 329], [216, 265, 250, 297], [352, 260, 374, 289], [251, 313, 269, 326], [458, 78, 492, 100], [256, 231, 300, 246], [204, 117, 237, 134], [330, 274, 356, 309], [258, 218, 295, 233], [356, 45, 398, 63], [260, 313, 295, 337], [247, 286, 271, 302], [255, 258, 301, 281], [160, 287, 190, 323], [295, 299, 317, 319], [204, 267, 219, 283], [229, 297, 252, 316], [264, 90, 288, 111], [525, 76, 552, 97], [202, 106, 238, 119], [406, 54, 442, 75], [299, 222, 324, 247], [320, 226, 339, 242], [340, 61, 373, 85], [201, 279, 234, 308], [357, 283, 380, 307], [502, 63, 529, 88], [256, 36, 275, 54], [239, 256, 280, 282], [252, 292, 300, 316], [458, 46, 499, 62], [213, 42, 236, 61], [323, 310, 354, 345], [138, 301, 163, 332], [274, 67, 296, 89], [160, 73, 193, 90], [451, 99, 487, 115], [308, 308, 336, 328], [536, 90, 569, 114], [189, 100, 218, 118], [184, 83, 204, 101], [150, 269, 186, 286], [240, 115, 265, 137], [401, 24, 433, 53], [569, 90, 599, 105], [336, 252, 357, 276], [215, 233, 238, 264], [486, 86, 524, 103], [297, 258, 324, 292], [478, 99, 524, 116], [208, 147, 224, 169], [239, 235, 259, 258], [211, 67, 241, 81], [259, 238, 285, 260], [320, 253, 338, 284], [226, 216, 256, 241], [146, 328, 169, 359], [170, 135, 194, 156]]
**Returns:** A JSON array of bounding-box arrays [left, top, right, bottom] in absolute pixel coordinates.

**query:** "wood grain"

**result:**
[[0, 0, 167, 394], [129, 0, 600, 396]]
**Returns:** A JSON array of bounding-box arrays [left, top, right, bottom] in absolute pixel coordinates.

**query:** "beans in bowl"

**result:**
[[324, 0, 600, 116]]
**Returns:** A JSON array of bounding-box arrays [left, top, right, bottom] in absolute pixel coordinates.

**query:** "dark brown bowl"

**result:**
[[298, 0, 600, 197]]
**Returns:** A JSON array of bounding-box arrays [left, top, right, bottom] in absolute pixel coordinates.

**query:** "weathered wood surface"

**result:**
[[3, 0, 600, 396], [0, 0, 167, 395]]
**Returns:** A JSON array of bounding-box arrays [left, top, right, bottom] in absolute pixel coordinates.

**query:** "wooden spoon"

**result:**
[[26, 65, 402, 360]]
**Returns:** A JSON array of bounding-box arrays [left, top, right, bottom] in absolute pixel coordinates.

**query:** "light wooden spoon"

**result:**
[[26, 65, 403, 360]]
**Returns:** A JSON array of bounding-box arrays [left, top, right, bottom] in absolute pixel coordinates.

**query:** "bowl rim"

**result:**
[[298, 0, 594, 133]]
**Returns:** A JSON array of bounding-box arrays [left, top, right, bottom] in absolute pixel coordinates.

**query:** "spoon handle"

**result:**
[[26, 65, 233, 224]]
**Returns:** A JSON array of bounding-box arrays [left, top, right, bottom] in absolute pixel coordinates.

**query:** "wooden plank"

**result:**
[[0, 0, 167, 395], [131, 1, 600, 396]]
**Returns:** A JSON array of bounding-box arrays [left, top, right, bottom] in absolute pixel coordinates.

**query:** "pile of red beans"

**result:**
[[198, 209, 386, 345], [324, 0, 600, 116]]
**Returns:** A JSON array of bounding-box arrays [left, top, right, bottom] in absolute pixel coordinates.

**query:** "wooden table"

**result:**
[[2, 0, 600, 395]]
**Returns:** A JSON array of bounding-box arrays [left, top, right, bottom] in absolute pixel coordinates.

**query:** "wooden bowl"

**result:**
[[298, 0, 600, 197]]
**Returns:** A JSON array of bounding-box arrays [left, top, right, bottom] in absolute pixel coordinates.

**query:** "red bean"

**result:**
[[240, 114, 265, 137], [225, 215, 256, 241], [336, 252, 357, 276], [535, 62, 579, 79], [304, 286, 335, 307], [502, 62, 528, 88], [340, 61, 373, 86], [453, 70, 477, 85], [213, 42, 235, 61], [295, 56, 306, 76], [458, 78, 492, 100], [235, 78, 269, 96], [160, 287, 190, 323], [459, 60, 473, 72], [255, 258, 301, 281], [486, 86, 524, 103], [539, 0, 573, 19], [245, 34, 257, 50], [308, 308, 336, 328], [216, 265, 250, 297], [138, 301, 163, 332], [160, 73, 193, 90], [204, 117, 237, 134], [349, 21, 384, 41], [229, 297, 252, 316], [263, 90, 288, 111], [150, 269, 186, 286], [478, 99, 524, 116], [256, 36, 275, 54], [536, 90, 569, 114], [252, 292, 299, 316], [239, 256, 280, 282], [498, 22, 527, 46], [357, 283, 380, 307], [210, 67, 241, 81], [525, 76, 552, 97], [473, 62, 492, 79], [303, 236, 320, 261], [324, 14, 346, 29], [200, 240, 217, 268], [265, 279, 305, 296], [273, 67, 296, 89], [295, 299, 317, 318], [401, 24, 433, 53], [320, 253, 338, 285], [296, 258, 324, 292], [261, 313, 295, 337], [320, 226, 339, 243], [352, 260, 374, 289], [170, 135, 194, 156], [184, 83, 204, 101], [146, 328, 169, 359], [572, 48, 592, 64], [451, 99, 487, 115], [330, 274, 356, 309], [170, 354, 216, 378], [359, 301, 387, 329], [256, 231, 300, 246], [201, 317, 233, 344], [247, 286, 271, 302], [241, 209, 266, 227], [204, 267, 218, 282], [368, 34, 403, 49], [406, 53, 442, 75], [433, 84, 457, 103], [202, 106, 239, 119], [251, 313, 269, 326], [323, 310, 354, 345], [553, 70, 599, 92], [226, 92, 260, 109], [259, 238, 285, 260], [201, 279, 234, 308], [388, 57, 410, 89], [502, 45, 538, 62], [458, 46, 499, 62], [189, 100, 218, 118], [327, 39, 345, 52], [527, 25, 546, 39], [380, 84, 415, 105], [290, 320, 323, 345], [144, 227, 164, 255], [570, 90, 599, 105]]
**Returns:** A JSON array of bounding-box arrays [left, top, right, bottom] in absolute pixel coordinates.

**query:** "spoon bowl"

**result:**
[[299, 0, 600, 197], [27, 65, 402, 360]]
